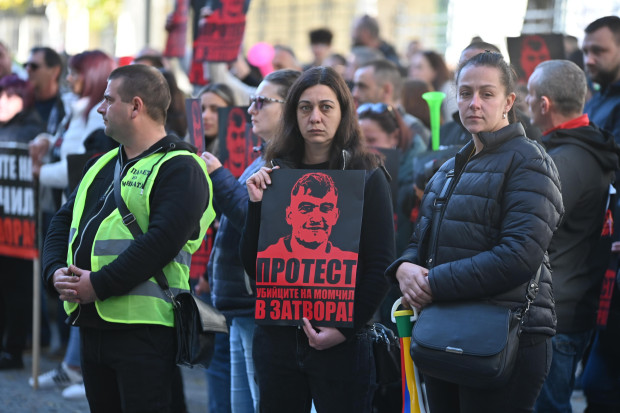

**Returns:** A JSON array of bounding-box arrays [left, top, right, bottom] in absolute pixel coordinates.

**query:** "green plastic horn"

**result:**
[[422, 91, 446, 151]]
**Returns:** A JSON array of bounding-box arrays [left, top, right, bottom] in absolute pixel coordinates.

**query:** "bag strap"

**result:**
[[113, 159, 177, 306], [426, 167, 542, 315], [427, 169, 456, 267]]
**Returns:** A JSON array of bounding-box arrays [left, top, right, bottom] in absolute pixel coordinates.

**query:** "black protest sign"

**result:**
[[507, 33, 564, 83], [0, 143, 37, 259], [186, 98, 205, 153], [193, 0, 249, 63], [255, 169, 365, 328], [217, 106, 260, 178]]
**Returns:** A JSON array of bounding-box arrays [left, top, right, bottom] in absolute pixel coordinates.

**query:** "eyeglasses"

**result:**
[[23, 62, 40, 71], [249, 95, 285, 111]]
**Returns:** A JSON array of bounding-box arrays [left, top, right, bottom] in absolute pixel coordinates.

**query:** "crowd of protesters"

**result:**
[[0, 8, 619, 413]]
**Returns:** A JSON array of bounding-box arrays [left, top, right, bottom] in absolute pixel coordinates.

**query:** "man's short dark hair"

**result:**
[[108, 64, 171, 124], [274, 44, 297, 59], [357, 15, 379, 39], [359, 59, 403, 94], [531, 60, 587, 116], [30, 47, 63, 81], [309, 28, 333, 46], [133, 54, 165, 68], [585, 15, 620, 44], [291, 173, 338, 200], [30, 46, 62, 69]]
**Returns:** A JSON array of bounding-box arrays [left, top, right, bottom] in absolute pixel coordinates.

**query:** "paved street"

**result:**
[[0, 349, 208, 413], [1, 349, 587, 413]]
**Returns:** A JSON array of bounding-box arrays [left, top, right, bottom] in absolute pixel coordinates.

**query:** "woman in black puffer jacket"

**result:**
[[386, 52, 564, 412]]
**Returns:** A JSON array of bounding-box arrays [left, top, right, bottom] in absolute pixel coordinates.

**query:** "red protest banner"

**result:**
[[506, 33, 564, 83], [255, 170, 365, 328], [0, 143, 38, 260], [217, 106, 260, 178], [193, 0, 247, 63], [164, 0, 189, 58]]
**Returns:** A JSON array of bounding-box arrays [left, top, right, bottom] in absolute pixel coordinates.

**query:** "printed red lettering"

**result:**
[[255, 300, 265, 319]]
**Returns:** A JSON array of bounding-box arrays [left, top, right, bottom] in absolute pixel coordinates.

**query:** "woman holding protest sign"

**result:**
[[241, 66, 395, 413], [386, 51, 563, 412]]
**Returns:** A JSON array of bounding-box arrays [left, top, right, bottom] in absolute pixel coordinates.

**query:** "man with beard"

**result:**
[[583, 16, 620, 144], [580, 16, 620, 413]]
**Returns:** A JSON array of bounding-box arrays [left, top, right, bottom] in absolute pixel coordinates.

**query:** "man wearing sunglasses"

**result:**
[[25, 47, 66, 135], [352, 59, 430, 146]]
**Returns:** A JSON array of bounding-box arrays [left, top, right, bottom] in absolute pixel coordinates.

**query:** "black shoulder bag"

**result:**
[[410, 168, 541, 389], [113, 160, 228, 369]]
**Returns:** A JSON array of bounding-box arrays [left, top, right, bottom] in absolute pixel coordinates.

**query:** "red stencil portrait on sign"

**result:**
[[255, 169, 365, 328]]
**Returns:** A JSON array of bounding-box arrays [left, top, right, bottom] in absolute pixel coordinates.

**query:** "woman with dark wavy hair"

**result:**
[[241, 66, 395, 413]]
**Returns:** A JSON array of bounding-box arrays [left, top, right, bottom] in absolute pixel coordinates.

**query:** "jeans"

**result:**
[[201, 292, 232, 413], [535, 330, 593, 413], [253, 325, 376, 413], [582, 331, 620, 410], [80, 325, 176, 413], [230, 316, 259, 413], [425, 335, 552, 413], [64, 326, 81, 367]]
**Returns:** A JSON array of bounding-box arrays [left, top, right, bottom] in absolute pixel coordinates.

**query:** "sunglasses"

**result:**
[[356, 102, 395, 117], [23, 62, 40, 71], [249, 95, 285, 111]]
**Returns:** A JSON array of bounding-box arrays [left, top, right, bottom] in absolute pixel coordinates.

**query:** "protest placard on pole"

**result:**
[[186, 98, 205, 153], [0, 143, 40, 387], [507, 33, 564, 83], [164, 0, 189, 58], [217, 106, 260, 178]]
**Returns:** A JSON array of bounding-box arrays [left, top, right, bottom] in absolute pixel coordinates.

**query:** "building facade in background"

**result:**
[[0, 0, 618, 71]]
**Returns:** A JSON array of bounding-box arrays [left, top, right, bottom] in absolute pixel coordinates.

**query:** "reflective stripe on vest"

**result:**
[[64, 147, 214, 326], [93, 239, 192, 267]]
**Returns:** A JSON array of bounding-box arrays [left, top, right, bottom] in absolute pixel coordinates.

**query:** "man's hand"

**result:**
[[52, 267, 79, 301], [246, 166, 278, 202], [395, 262, 432, 310], [54, 264, 99, 304], [302, 317, 346, 350]]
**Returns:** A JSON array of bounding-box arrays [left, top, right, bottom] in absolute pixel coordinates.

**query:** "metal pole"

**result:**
[[145, 0, 152, 46], [32, 258, 41, 389]]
